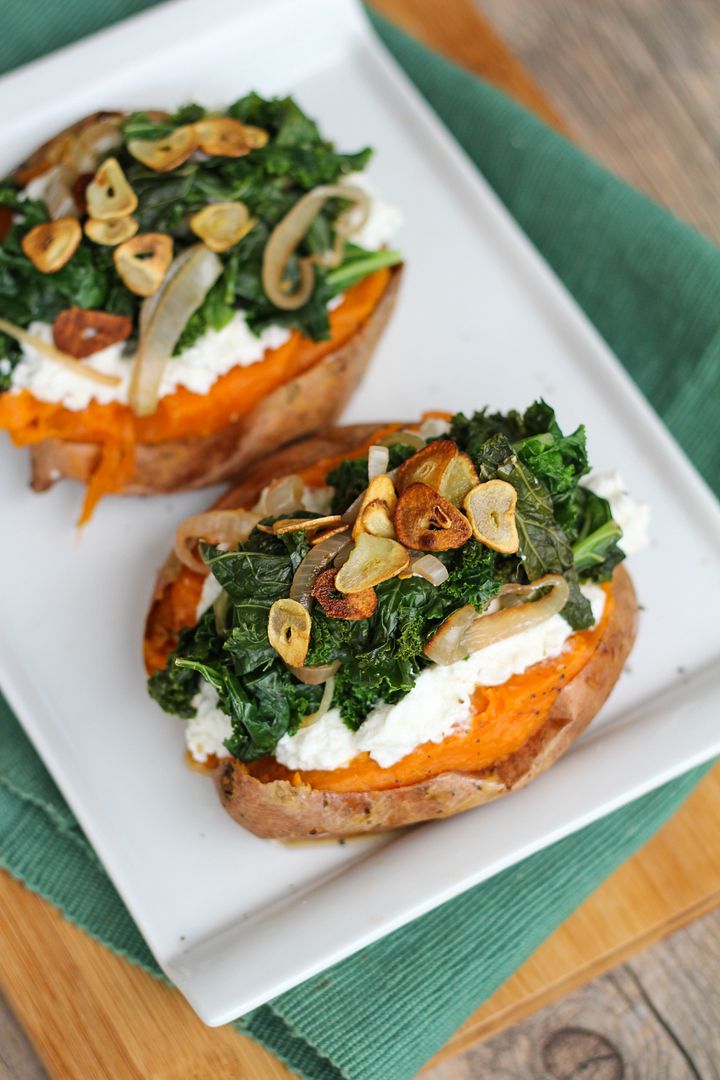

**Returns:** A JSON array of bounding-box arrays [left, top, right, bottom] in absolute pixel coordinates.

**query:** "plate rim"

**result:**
[[1, 0, 719, 1026]]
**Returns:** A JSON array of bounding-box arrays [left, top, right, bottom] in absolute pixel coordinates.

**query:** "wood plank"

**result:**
[[371, 0, 568, 132], [426, 907, 720, 1078], [477, 0, 720, 242], [0, 872, 294, 1080], [427, 763, 720, 1066]]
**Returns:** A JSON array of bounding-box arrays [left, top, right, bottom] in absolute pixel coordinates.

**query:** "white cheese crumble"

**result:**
[[341, 173, 403, 250], [185, 680, 232, 764], [582, 471, 650, 555], [272, 584, 606, 772], [10, 316, 292, 412], [195, 572, 225, 620]]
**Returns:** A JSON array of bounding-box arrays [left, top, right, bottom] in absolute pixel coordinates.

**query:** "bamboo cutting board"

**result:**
[[1, 2, 719, 1077]]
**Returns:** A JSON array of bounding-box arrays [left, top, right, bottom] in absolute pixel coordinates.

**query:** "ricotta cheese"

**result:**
[[10, 316, 291, 412], [195, 572, 225, 620], [340, 173, 403, 250], [582, 471, 650, 555], [185, 680, 233, 764], [273, 584, 606, 772]]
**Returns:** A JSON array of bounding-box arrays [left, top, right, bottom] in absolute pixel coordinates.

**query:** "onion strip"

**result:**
[[262, 184, 369, 310], [424, 574, 570, 665], [175, 509, 261, 574], [411, 554, 449, 587], [300, 675, 336, 728], [379, 430, 426, 451], [129, 244, 222, 417], [288, 660, 341, 685], [0, 316, 121, 387], [368, 444, 389, 481], [253, 475, 305, 517], [463, 575, 569, 656]]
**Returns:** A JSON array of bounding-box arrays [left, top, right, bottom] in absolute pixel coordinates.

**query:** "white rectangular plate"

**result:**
[[1, 0, 719, 1026]]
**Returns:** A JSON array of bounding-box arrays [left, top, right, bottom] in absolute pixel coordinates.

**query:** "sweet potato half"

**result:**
[[146, 427, 638, 841], [2, 112, 402, 514]]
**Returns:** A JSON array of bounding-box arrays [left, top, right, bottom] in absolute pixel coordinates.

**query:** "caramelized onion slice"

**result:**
[[288, 660, 341, 686], [175, 509, 261, 574], [424, 574, 570, 666], [254, 475, 305, 517], [411, 554, 449, 586], [262, 184, 369, 310], [379, 430, 426, 451], [461, 574, 569, 654], [300, 675, 336, 728], [45, 165, 78, 219], [290, 532, 353, 609], [423, 604, 476, 665], [0, 316, 121, 387], [71, 117, 123, 173], [129, 244, 222, 416]]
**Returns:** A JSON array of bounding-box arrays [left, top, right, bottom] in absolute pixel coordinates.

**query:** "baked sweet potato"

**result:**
[[145, 424, 638, 841], [1, 109, 403, 517]]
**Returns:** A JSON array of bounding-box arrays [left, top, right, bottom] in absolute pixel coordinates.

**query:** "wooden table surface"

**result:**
[[2, 1, 719, 1077]]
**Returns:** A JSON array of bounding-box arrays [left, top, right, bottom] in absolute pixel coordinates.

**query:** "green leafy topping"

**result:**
[[571, 488, 625, 580], [149, 401, 626, 761], [0, 93, 403, 387]]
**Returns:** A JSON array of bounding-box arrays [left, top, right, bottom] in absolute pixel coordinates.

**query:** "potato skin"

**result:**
[[29, 265, 402, 495], [213, 566, 637, 839]]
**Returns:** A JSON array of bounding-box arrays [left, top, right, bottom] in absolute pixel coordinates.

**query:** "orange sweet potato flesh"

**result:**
[[0, 264, 399, 522]]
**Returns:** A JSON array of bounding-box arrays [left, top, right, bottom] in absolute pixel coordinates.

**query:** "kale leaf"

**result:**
[[450, 400, 589, 533], [476, 433, 594, 629], [571, 488, 625, 580], [147, 611, 225, 718]]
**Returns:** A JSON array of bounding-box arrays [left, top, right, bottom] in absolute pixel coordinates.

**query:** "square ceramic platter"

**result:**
[[1, 0, 718, 1027]]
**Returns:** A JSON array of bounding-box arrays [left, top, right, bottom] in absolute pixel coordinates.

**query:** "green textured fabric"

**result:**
[[1, 5, 719, 1079]]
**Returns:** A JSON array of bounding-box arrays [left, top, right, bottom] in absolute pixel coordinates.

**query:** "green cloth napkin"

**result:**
[[1, 5, 719, 1079]]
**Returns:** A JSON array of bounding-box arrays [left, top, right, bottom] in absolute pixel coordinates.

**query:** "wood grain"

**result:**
[[477, 0, 720, 243], [372, 0, 568, 132], [0, 872, 293, 1080], [2, 764, 719, 1080], [425, 908, 720, 1078], [426, 763, 720, 1068]]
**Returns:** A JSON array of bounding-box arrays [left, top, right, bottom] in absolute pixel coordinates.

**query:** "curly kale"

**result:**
[[0, 93, 402, 385], [149, 401, 625, 760]]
